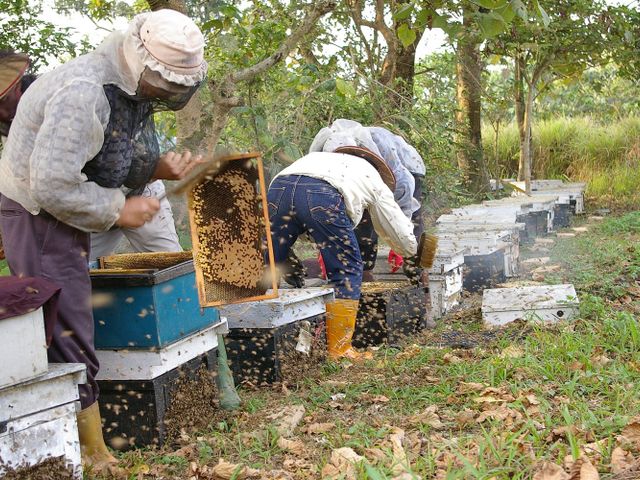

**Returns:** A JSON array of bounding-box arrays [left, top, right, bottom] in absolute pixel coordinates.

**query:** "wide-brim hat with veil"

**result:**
[[0, 53, 29, 99], [311, 122, 397, 192]]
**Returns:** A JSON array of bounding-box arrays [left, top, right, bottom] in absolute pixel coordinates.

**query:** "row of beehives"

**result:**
[[0, 309, 86, 478], [427, 179, 586, 321]]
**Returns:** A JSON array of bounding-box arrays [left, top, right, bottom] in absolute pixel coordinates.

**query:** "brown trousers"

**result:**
[[0, 195, 98, 409]]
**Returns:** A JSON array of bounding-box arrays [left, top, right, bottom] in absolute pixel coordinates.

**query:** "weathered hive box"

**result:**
[[91, 261, 221, 349], [531, 179, 565, 189], [436, 226, 519, 286], [0, 363, 85, 478], [220, 288, 334, 385], [428, 248, 464, 320], [354, 282, 427, 347], [482, 284, 579, 327], [0, 307, 48, 390], [530, 185, 585, 214], [97, 322, 226, 448]]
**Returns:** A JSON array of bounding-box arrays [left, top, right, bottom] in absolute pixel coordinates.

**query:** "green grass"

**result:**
[[92, 212, 640, 480], [483, 116, 640, 207]]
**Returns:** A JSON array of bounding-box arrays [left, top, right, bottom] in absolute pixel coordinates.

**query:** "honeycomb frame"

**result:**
[[188, 152, 278, 307]]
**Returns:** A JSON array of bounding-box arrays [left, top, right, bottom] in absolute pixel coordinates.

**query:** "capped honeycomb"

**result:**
[[98, 251, 193, 270], [188, 153, 278, 306]]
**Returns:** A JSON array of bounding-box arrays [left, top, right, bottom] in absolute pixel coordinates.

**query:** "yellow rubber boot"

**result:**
[[326, 298, 373, 361], [77, 402, 123, 476]]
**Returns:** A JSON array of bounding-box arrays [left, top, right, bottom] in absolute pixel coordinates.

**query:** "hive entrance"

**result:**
[[189, 152, 277, 306]]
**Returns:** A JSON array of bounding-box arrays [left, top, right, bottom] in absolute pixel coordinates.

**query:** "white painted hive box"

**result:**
[[96, 319, 227, 381], [0, 363, 86, 478], [482, 284, 579, 327], [219, 288, 335, 329], [0, 307, 48, 389], [428, 249, 464, 320]]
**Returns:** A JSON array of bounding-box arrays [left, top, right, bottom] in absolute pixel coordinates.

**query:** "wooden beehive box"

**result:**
[[0, 363, 86, 478], [96, 322, 225, 448], [354, 281, 427, 347], [90, 259, 221, 349], [188, 153, 278, 307], [220, 288, 334, 385], [428, 248, 465, 320], [0, 307, 48, 390], [482, 284, 579, 327]]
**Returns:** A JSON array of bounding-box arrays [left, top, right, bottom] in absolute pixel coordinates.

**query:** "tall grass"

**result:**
[[483, 116, 640, 204]]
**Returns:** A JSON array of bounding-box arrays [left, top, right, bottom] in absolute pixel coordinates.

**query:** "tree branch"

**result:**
[[232, 0, 336, 83]]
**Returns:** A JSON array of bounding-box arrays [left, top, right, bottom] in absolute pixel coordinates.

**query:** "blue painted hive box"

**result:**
[[90, 260, 219, 349]]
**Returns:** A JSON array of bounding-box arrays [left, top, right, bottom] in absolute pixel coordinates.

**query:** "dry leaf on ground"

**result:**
[[568, 458, 600, 480], [443, 353, 463, 364], [457, 382, 486, 394], [621, 418, 640, 446], [499, 345, 525, 358], [306, 422, 336, 434], [533, 462, 569, 480], [268, 405, 306, 437], [611, 447, 636, 474], [211, 459, 261, 479], [277, 437, 307, 456], [321, 447, 365, 480], [408, 405, 444, 430]]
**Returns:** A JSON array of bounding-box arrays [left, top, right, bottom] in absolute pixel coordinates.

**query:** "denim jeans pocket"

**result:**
[[307, 190, 352, 228], [267, 186, 286, 219]]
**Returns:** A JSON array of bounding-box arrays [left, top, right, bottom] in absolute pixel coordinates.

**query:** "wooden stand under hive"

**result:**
[[188, 153, 278, 307], [353, 281, 428, 348]]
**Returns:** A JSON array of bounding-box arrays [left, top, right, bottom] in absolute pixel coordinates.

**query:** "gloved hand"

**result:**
[[318, 252, 327, 280], [387, 250, 404, 273], [282, 251, 306, 288]]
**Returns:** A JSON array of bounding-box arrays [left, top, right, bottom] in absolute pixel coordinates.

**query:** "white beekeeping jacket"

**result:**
[[0, 12, 201, 232], [0, 19, 153, 232], [273, 152, 418, 257]]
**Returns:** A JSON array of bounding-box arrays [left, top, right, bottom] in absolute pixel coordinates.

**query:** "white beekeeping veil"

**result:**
[[120, 9, 208, 109]]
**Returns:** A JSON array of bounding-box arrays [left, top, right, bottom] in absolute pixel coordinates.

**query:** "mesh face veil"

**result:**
[[134, 66, 202, 111], [121, 10, 208, 110]]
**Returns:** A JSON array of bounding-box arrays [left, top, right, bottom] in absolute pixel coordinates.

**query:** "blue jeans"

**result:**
[[268, 175, 362, 299]]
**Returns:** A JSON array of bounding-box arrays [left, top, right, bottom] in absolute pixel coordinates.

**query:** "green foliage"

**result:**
[[0, 0, 82, 69]]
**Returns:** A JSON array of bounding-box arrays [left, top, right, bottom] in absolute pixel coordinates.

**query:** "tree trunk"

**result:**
[[383, 42, 417, 114], [493, 119, 500, 168], [514, 55, 526, 181], [454, 10, 489, 196], [522, 86, 534, 194]]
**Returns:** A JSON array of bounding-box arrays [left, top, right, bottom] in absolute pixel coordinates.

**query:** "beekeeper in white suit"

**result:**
[[309, 119, 427, 282], [0, 9, 207, 473]]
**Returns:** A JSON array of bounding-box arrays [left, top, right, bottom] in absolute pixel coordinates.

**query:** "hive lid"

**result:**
[[482, 284, 579, 313]]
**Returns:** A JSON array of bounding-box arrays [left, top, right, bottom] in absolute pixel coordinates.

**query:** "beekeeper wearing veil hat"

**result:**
[[267, 126, 417, 361], [309, 119, 427, 284], [0, 9, 207, 473]]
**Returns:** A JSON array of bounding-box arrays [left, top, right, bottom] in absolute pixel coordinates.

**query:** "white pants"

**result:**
[[90, 181, 182, 261]]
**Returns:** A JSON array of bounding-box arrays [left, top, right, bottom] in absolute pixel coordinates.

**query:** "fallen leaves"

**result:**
[[268, 405, 305, 436], [533, 462, 569, 480], [407, 405, 444, 430], [611, 447, 635, 474], [321, 447, 364, 480], [277, 437, 307, 456]]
